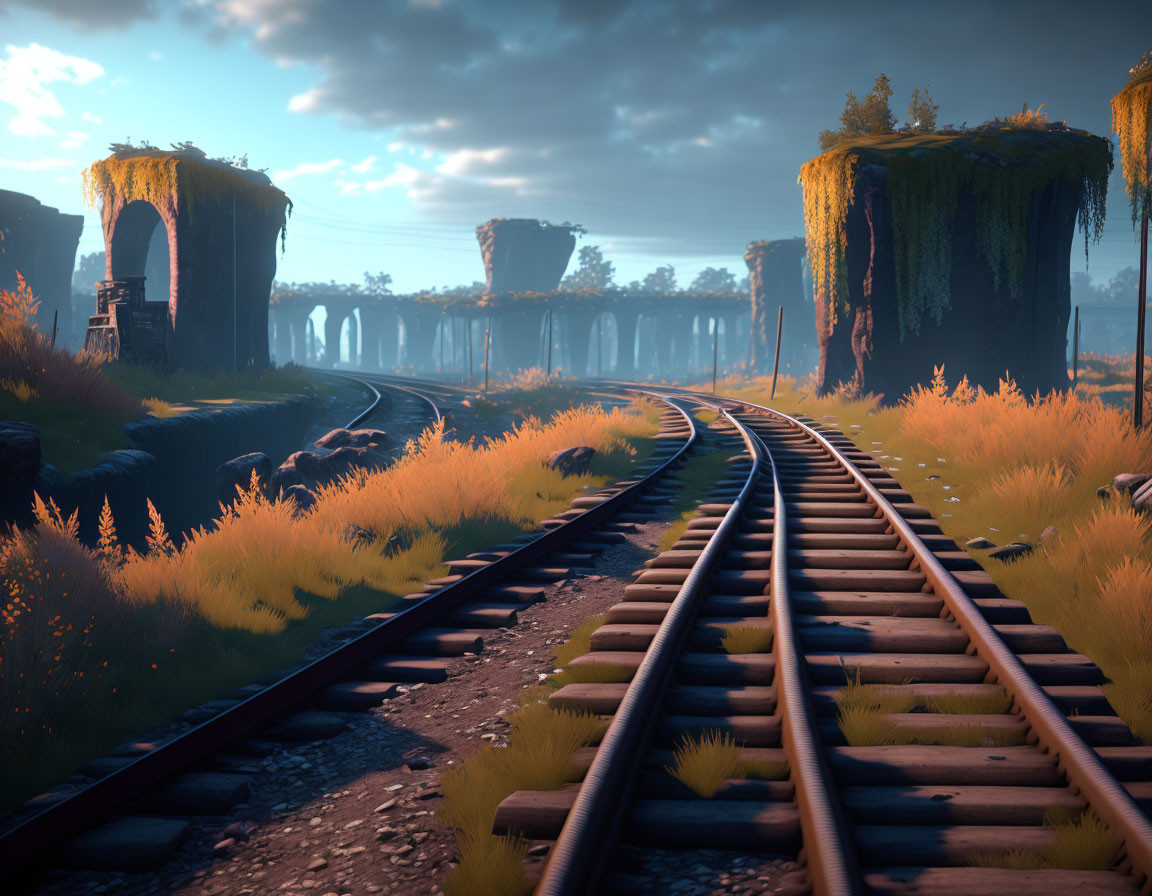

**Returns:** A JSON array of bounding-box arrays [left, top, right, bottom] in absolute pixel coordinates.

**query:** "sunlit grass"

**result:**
[[657, 449, 740, 553], [721, 623, 774, 654], [438, 612, 610, 895], [668, 730, 787, 798], [929, 689, 1013, 715], [721, 368, 1152, 742], [1, 402, 658, 810], [552, 616, 606, 668]]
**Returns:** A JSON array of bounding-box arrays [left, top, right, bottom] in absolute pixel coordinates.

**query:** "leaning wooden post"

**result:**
[[466, 318, 473, 386], [1072, 305, 1080, 387], [770, 304, 784, 400], [1137, 210, 1149, 428], [483, 322, 490, 392], [50, 309, 58, 349]]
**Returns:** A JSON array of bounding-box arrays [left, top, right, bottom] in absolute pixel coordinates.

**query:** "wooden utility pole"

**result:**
[[712, 321, 719, 394], [483, 322, 490, 392], [1072, 305, 1080, 387], [466, 318, 473, 385], [1136, 210, 1149, 428], [770, 305, 784, 400], [546, 310, 553, 377]]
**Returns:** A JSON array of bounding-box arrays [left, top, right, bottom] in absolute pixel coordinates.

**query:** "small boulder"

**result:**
[[1112, 472, 1152, 496], [315, 428, 388, 450], [216, 453, 271, 500], [545, 446, 596, 477], [965, 536, 995, 550], [1096, 485, 1113, 500], [988, 542, 1034, 562], [281, 485, 317, 513], [0, 421, 41, 503], [1133, 479, 1152, 514]]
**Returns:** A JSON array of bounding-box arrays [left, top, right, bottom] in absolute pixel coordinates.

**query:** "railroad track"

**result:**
[[492, 387, 1152, 895], [0, 381, 694, 886]]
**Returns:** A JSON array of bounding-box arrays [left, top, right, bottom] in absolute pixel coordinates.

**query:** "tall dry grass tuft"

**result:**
[[1, 399, 657, 809]]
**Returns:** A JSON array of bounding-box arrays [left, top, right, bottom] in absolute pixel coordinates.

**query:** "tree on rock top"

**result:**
[[819, 74, 940, 149], [690, 267, 738, 293], [641, 264, 678, 293], [561, 244, 615, 290]]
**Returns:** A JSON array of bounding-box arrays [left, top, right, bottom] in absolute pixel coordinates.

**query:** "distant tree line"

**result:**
[[561, 244, 748, 294], [1072, 267, 1143, 355]]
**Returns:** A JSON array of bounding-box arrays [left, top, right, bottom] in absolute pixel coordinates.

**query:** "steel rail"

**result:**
[[310, 369, 443, 425], [733, 397, 1152, 893], [536, 396, 761, 896], [758, 415, 862, 896], [0, 389, 693, 879]]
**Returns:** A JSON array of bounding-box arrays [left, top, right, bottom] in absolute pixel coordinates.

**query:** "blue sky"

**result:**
[[1, 0, 1149, 293]]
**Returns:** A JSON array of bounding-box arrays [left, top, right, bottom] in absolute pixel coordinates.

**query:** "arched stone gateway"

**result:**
[[82, 145, 291, 371]]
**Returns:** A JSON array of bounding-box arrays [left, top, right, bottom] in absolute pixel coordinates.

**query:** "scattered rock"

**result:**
[[1040, 525, 1058, 541], [1112, 472, 1152, 495], [405, 757, 431, 771], [216, 453, 271, 501], [374, 799, 397, 813], [988, 542, 1034, 562], [316, 428, 389, 450], [1096, 485, 1113, 500], [222, 820, 258, 842], [282, 484, 317, 513], [965, 537, 995, 550], [1133, 479, 1152, 514], [212, 838, 236, 854], [306, 856, 329, 871], [528, 844, 550, 857], [545, 446, 596, 476]]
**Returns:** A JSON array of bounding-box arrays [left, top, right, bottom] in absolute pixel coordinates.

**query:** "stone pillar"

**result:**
[[613, 309, 638, 377], [323, 308, 344, 368], [271, 306, 292, 365], [380, 311, 399, 371], [563, 309, 597, 378], [745, 238, 807, 374], [402, 309, 438, 371], [358, 305, 385, 370], [498, 307, 545, 373]]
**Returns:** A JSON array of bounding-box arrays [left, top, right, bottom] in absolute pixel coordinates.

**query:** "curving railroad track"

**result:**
[[0, 378, 694, 887], [492, 386, 1152, 896], [9, 372, 1152, 895]]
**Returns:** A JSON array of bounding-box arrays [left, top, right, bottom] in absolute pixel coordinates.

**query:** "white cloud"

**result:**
[[58, 129, 89, 149], [80, 111, 102, 124], [287, 87, 321, 113], [148, 50, 164, 62], [0, 156, 79, 170], [349, 155, 377, 173], [272, 157, 344, 182], [0, 43, 105, 137], [436, 146, 508, 177]]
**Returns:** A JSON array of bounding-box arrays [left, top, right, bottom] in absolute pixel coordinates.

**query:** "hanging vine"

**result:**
[[798, 147, 858, 328], [1112, 55, 1152, 227], [83, 148, 293, 252], [800, 128, 1111, 342]]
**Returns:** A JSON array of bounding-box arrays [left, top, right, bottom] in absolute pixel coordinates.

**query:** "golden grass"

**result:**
[[657, 449, 741, 553], [721, 368, 1152, 742], [1, 401, 657, 810], [438, 621, 607, 896], [552, 616, 606, 668], [142, 396, 179, 417], [835, 675, 1022, 746], [971, 811, 1120, 871], [721, 623, 774, 654], [668, 730, 787, 798], [928, 689, 1013, 715]]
